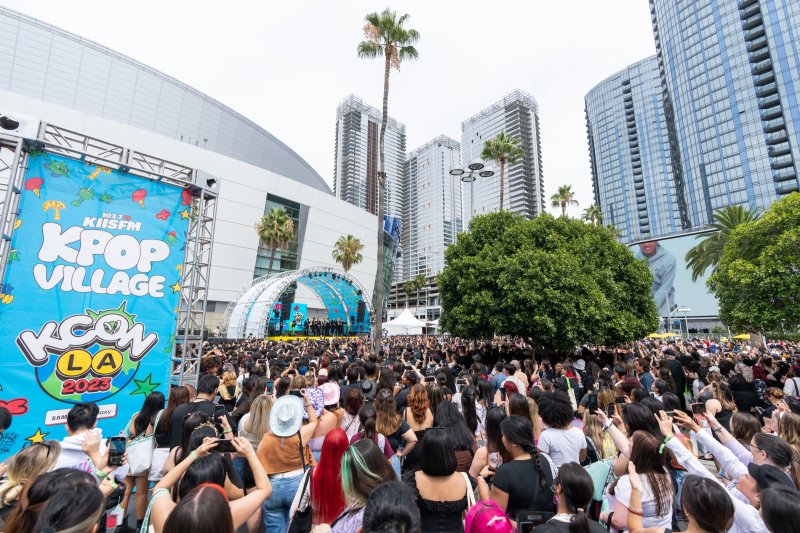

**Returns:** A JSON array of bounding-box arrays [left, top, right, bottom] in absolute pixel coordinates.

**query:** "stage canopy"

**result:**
[[222, 266, 372, 339], [384, 308, 426, 336]]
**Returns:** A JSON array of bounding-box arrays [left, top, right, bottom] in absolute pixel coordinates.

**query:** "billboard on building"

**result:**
[[630, 232, 719, 318], [0, 152, 188, 459]]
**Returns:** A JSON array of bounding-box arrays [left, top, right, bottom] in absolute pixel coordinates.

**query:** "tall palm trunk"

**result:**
[[561, 201, 567, 217], [268, 246, 277, 275], [373, 48, 391, 353], [499, 157, 505, 210]]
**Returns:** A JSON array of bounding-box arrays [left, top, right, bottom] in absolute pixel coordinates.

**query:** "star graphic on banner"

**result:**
[[170, 281, 182, 293], [179, 209, 190, 220], [25, 427, 48, 443], [130, 374, 160, 397]]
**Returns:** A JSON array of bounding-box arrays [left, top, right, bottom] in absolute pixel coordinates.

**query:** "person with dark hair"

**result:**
[[534, 462, 606, 533], [361, 480, 421, 533], [351, 402, 395, 459], [650, 379, 669, 401], [410, 428, 472, 532], [477, 415, 555, 523], [460, 385, 481, 438], [3, 469, 98, 533], [761, 485, 800, 533], [0, 405, 11, 433], [168, 373, 225, 448], [627, 465, 734, 533], [375, 389, 417, 478], [341, 388, 364, 440], [53, 402, 105, 471], [537, 391, 587, 468], [470, 407, 509, 478], [149, 436, 270, 533], [32, 481, 105, 533], [434, 401, 478, 473]]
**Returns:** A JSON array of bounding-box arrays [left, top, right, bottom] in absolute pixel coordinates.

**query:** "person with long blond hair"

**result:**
[[240, 394, 273, 449], [526, 396, 542, 443], [218, 370, 239, 412], [0, 440, 60, 519]]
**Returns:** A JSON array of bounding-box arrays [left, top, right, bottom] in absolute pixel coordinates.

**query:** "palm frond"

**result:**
[[357, 40, 381, 59]]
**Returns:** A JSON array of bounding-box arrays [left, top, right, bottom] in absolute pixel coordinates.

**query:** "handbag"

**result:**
[[288, 434, 313, 533], [127, 410, 164, 476], [148, 447, 170, 482]]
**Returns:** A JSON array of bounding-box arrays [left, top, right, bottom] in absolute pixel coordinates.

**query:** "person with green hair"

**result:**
[[318, 439, 395, 532]]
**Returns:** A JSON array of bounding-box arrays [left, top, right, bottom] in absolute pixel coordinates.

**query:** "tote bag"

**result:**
[[127, 410, 164, 476]]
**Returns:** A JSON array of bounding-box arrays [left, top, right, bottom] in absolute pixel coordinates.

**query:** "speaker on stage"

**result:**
[[356, 300, 365, 322]]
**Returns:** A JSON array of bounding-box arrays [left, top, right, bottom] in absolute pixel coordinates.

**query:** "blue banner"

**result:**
[[0, 152, 188, 458]]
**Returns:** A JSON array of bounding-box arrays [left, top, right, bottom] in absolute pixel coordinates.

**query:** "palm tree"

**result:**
[[332, 235, 364, 273], [685, 205, 759, 281], [403, 281, 415, 310], [550, 184, 579, 216], [581, 204, 603, 225], [254, 208, 294, 275], [412, 273, 426, 317], [480, 132, 525, 210], [358, 8, 419, 351]]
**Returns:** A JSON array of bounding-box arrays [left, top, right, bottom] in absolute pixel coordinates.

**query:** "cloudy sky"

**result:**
[[4, 0, 657, 214]]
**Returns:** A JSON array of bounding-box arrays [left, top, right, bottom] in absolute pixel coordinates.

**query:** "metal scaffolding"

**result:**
[[0, 122, 218, 389]]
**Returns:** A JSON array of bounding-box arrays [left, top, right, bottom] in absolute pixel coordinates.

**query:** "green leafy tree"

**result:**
[[685, 205, 760, 282], [550, 184, 579, 216], [708, 193, 800, 336], [358, 8, 419, 351], [480, 132, 525, 210], [254, 208, 294, 275], [438, 211, 658, 351], [581, 204, 603, 225], [332, 234, 364, 273]]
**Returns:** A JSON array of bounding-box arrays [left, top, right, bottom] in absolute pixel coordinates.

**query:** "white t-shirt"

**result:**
[[613, 473, 673, 530], [537, 426, 586, 469]]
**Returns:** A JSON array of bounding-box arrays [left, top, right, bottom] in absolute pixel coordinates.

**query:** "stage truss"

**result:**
[[0, 122, 218, 389], [220, 265, 374, 339]]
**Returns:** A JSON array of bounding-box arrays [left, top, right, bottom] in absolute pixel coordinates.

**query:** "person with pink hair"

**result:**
[[465, 500, 514, 533]]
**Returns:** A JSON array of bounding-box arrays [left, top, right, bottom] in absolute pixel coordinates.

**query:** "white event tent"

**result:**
[[384, 308, 426, 336]]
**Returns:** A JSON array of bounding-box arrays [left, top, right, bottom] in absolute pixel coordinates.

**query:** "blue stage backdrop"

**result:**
[[0, 151, 188, 459]]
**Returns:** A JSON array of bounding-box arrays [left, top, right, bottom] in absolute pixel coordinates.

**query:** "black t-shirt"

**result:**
[[533, 519, 609, 533], [168, 400, 215, 449], [492, 458, 554, 519], [395, 386, 411, 410], [387, 420, 411, 453]]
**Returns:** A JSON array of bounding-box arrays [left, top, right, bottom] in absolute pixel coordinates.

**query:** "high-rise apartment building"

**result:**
[[404, 135, 462, 280], [586, 56, 683, 242], [589, 0, 800, 242], [460, 90, 544, 225], [333, 95, 407, 219]]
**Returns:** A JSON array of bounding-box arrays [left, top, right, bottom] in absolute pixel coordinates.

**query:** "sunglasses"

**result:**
[[33, 441, 53, 458]]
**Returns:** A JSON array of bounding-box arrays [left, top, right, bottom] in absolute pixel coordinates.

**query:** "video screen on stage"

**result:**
[[629, 232, 719, 318]]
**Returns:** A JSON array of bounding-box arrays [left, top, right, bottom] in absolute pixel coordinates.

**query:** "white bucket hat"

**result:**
[[269, 394, 305, 437]]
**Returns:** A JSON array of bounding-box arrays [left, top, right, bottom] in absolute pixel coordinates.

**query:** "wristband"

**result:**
[[190, 450, 198, 460], [626, 506, 644, 516], [602, 421, 613, 431], [95, 470, 109, 480], [223, 429, 233, 435], [659, 435, 673, 454]]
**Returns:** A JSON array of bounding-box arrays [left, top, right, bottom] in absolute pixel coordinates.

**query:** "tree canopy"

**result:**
[[438, 211, 658, 351], [708, 193, 800, 334], [684, 204, 759, 282]]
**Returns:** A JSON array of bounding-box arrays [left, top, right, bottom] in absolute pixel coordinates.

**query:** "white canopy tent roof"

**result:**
[[384, 308, 426, 336]]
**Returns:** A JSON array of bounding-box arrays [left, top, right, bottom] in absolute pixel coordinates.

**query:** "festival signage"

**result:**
[[0, 152, 189, 458]]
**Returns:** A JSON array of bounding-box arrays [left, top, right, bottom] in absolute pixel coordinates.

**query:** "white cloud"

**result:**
[[4, 0, 656, 215]]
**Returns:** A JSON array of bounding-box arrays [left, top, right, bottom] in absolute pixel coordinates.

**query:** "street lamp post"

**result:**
[[449, 160, 494, 226], [677, 307, 692, 338]]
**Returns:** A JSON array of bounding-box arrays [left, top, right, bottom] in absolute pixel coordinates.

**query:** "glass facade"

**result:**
[[0, 6, 330, 194], [253, 194, 303, 279], [460, 89, 545, 226], [404, 135, 462, 280], [649, 0, 799, 225], [586, 57, 683, 242], [333, 94, 407, 281]]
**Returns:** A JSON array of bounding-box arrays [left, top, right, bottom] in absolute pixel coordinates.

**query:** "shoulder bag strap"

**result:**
[[152, 409, 165, 436], [793, 377, 799, 397], [298, 432, 306, 470]]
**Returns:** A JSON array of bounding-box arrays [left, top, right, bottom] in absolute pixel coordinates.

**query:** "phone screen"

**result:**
[[587, 394, 598, 415], [691, 402, 705, 414], [615, 396, 626, 404], [108, 437, 126, 466], [216, 440, 236, 453], [608, 403, 615, 417], [214, 404, 226, 419]]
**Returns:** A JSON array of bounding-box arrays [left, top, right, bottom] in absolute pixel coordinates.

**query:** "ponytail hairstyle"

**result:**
[[0, 441, 60, 510], [500, 415, 549, 492], [712, 381, 737, 411], [358, 402, 379, 441], [460, 385, 479, 435], [553, 463, 595, 533], [752, 433, 799, 488], [485, 407, 511, 464]]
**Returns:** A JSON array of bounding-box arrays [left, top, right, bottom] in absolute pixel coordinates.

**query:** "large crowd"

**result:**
[[2, 335, 800, 533]]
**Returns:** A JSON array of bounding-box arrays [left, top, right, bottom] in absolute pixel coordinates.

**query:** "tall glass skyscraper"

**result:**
[[404, 135, 462, 280], [586, 57, 683, 242], [460, 90, 544, 226], [333, 95, 407, 219], [588, 0, 800, 240]]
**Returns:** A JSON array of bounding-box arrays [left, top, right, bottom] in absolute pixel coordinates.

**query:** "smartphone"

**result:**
[[691, 403, 705, 414], [214, 404, 226, 420], [265, 380, 274, 393], [615, 396, 626, 404], [608, 403, 616, 417], [215, 440, 237, 453], [587, 394, 598, 415], [516, 511, 555, 533], [666, 410, 676, 417], [107, 436, 127, 467], [424, 376, 435, 383]]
